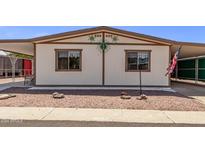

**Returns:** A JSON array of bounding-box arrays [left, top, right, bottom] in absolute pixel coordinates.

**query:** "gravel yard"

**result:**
[[1, 87, 205, 111]]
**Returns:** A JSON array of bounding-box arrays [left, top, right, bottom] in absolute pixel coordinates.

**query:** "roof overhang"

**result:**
[[171, 42, 205, 58], [0, 50, 8, 56], [0, 41, 34, 56], [0, 26, 205, 58], [30, 26, 173, 45]]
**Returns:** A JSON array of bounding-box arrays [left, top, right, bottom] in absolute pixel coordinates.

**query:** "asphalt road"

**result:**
[[1, 120, 205, 127]]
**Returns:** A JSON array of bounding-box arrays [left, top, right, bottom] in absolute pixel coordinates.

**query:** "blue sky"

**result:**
[[0, 26, 205, 43]]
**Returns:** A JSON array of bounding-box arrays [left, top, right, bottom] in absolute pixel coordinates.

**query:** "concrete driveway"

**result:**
[[0, 78, 24, 91], [172, 82, 205, 104]]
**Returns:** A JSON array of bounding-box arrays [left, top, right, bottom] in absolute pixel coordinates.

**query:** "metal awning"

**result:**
[[0, 41, 34, 56], [0, 50, 8, 56], [171, 43, 205, 58], [0, 41, 205, 59]]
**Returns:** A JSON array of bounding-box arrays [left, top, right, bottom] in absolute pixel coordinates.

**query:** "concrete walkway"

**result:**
[[29, 86, 175, 92], [0, 107, 205, 125], [172, 82, 205, 104]]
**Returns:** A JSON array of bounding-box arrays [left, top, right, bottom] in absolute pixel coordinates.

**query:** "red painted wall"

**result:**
[[23, 59, 32, 75]]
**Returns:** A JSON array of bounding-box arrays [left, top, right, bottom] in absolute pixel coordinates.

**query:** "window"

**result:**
[[55, 49, 82, 71], [58, 51, 68, 70], [125, 50, 151, 72]]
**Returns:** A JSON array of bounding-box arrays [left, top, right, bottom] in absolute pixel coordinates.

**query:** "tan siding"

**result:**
[[53, 33, 102, 43], [104, 33, 156, 44], [36, 44, 169, 86], [105, 45, 169, 86], [36, 44, 102, 85]]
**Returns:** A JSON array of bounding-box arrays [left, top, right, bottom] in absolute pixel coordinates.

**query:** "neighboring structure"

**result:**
[[0, 26, 205, 86], [174, 56, 205, 82], [0, 50, 32, 78]]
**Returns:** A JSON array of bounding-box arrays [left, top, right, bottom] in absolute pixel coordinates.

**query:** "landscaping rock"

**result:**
[[121, 95, 131, 100], [52, 92, 64, 99], [0, 94, 16, 100], [121, 91, 128, 96], [8, 94, 16, 98], [138, 94, 148, 100], [0, 94, 10, 100], [52, 92, 59, 96]]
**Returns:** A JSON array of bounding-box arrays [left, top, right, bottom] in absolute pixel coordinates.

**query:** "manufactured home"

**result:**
[[0, 26, 205, 86]]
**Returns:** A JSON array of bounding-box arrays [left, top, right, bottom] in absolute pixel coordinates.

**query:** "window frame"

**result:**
[[55, 49, 82, 72], [125, 50, 151, 72]]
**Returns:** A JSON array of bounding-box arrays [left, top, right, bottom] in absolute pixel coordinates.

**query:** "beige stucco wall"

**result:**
[[104, 45, 169, 86], [54, 33, 103, 43], [36, 44, 102, 85], [52, 32, 155, 44], [104, 33, 155, 44], [36, 44, 169, 86]]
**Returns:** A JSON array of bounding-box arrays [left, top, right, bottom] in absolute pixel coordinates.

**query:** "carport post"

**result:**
[[9, 55, 17, 84], [31, 59, 34, 75], [195, 58, 199, 83], [11, 62, 15, 83], [5, 60, 8, 78], [175, 62, 178, 80]]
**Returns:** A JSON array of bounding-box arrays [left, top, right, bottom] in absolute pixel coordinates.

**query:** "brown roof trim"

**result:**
[[102, 27, 174, 44], [0, 39, 32, 43], [31, 26, 174, 44], [31, 26, 99, 42], [174, 41, 205, 47]]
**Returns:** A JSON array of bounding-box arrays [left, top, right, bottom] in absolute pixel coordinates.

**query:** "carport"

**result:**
[[0, 40, 34, 56], [171, 42, 205, 83], [0, 40, 34, 83]]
